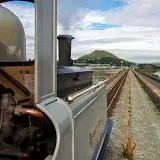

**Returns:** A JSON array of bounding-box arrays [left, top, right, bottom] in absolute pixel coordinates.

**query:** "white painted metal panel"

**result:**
[[37, 97, 74, 160], [35, 0, 57, 103], [70, 84, 108, 160]]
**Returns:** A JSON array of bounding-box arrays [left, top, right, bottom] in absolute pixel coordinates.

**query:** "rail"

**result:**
[[107, 70, 128, 111], [106, 69, 125, 85]]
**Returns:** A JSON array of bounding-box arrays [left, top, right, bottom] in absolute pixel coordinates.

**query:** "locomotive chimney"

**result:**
[[57, 35, 74, 66]]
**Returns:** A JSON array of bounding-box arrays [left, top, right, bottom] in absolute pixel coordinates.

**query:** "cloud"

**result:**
[[58, 0, 160, 63], [71, 26, 160, 54], [107, 49, 160, 63], [103, 0, 160, 28], [1, 0, 160, 63], [58, 0, 160, 31]]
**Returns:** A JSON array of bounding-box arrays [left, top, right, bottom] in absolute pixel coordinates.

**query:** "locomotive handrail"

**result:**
[[67, 79, 107, 102], [67, 70, 127, 103]]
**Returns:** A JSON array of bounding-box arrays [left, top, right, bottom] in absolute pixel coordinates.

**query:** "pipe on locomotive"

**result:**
[[14, 106, 46, 118]]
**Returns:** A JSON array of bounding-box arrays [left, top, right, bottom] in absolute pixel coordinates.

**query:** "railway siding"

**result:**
[[133, 70, 160, 109], [137, 70, 160, 89]]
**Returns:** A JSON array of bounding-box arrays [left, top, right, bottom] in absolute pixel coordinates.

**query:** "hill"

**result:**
[[76, 50, 135, 66]]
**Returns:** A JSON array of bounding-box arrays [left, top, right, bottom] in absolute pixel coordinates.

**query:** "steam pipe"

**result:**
[[14, 106, 45, 119]]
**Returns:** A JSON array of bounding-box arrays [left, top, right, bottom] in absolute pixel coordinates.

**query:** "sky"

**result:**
[[1, 0, 160, 63]]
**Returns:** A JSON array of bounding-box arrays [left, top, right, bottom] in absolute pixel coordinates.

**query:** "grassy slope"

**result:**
[[76, 50, 135, 66]]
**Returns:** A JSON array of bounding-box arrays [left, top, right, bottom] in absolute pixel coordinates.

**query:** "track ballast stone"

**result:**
[[102, 70, 160, 160]]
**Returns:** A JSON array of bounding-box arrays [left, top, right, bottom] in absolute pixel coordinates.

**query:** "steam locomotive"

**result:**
[[0, 1, 111, 160]]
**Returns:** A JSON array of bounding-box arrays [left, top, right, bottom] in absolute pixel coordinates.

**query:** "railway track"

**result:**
[[105, 70, 160, 160], [98, 69, 128, 159], [107, 70, 129, 116], [107, 70, 126, 90]]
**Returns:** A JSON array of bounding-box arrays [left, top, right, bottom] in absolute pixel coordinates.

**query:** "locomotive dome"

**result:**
[[0, 4, 26, 62]]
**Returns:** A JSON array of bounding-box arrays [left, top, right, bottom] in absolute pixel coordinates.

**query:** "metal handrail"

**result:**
[[67, 70, 126, 103], [67, 79, 107, 103], [67, 69, 127, 103]]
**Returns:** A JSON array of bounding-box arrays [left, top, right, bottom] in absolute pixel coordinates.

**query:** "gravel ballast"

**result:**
[[102, 70, 160, 160]]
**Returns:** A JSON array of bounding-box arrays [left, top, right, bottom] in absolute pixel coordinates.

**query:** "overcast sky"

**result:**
[[2, 0, 160, 63]]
